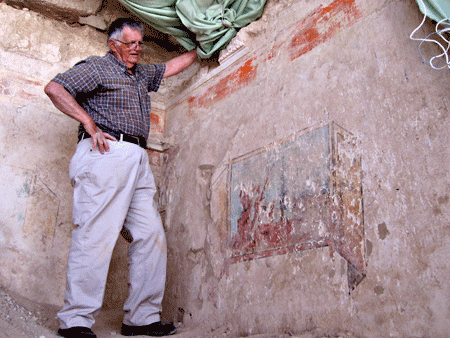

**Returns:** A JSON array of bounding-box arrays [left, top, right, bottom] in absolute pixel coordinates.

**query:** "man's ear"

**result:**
[[108, 39, 117, 54]]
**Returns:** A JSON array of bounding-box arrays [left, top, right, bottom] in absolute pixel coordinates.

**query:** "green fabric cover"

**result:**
[[119, 0, 266, 58], [416, 0, 450, 23]]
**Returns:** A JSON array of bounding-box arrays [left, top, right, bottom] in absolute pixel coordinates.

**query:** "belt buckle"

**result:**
[[120, 134, 140, 146], [130, 135, 140, 145]]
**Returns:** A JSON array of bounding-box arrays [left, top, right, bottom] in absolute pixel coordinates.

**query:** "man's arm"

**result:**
[[163, 50, 198, 78], [44, 81, 116, 153]]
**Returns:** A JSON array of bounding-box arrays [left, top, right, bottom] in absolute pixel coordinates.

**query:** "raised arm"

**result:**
[[44, 81, 116, 153], [163, 49, 198, 78]]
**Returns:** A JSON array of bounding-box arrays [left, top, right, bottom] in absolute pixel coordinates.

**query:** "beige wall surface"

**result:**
[[0, 3, 108, 305], [1, 0, 450, 337]]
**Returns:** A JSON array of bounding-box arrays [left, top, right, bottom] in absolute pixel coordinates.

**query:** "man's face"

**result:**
[[109, 26, 143, 69]]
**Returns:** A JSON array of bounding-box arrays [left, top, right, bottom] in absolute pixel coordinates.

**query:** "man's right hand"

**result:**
[[44, 81, 118, 153], [84, 122, 117, 154]]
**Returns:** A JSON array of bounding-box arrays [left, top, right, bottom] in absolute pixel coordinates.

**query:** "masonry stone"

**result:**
[[5, 0, 102, 20]]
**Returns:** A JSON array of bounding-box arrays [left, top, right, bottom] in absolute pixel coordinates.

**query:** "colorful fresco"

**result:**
[[229, 122, 365, 290]]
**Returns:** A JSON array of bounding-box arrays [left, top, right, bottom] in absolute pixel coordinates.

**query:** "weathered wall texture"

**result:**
[[0, 2, 171, 308], [160, 0, 450, 336], [0, 3, 108, 305], [1, 0, 450, 337]]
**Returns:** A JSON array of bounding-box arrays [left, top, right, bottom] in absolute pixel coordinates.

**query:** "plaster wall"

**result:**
[[160, 0, 450, 336]]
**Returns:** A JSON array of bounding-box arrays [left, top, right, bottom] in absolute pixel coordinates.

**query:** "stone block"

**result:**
[[4, 0, 102, 20]]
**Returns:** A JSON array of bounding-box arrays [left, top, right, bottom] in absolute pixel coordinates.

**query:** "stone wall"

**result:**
[[160, 0, 450, 336]]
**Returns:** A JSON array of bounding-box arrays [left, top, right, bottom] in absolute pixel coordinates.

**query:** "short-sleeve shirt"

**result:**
[[52, 52, 166, 139]]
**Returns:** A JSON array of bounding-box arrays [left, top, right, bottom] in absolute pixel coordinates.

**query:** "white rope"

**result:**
[[410, 0, 450, 69]]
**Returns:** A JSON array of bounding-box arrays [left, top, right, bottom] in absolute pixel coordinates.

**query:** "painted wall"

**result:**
[[160, 0, 450, 336]]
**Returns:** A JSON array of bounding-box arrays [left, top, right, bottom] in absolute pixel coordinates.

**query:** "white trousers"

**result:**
[[58, 139, 167, 329]]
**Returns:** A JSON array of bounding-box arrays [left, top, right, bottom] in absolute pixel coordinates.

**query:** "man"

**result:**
[[44, 18, 197, 338]]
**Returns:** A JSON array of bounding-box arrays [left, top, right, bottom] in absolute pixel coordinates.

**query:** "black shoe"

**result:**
[[121, 321, 177, 336], [57, 326, 97, 337]]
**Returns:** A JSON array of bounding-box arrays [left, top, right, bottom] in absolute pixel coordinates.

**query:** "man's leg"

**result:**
[[122, 152, 168, 327], [58, 140, 142, 329]]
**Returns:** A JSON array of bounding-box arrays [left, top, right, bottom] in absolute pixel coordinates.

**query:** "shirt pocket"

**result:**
[[97, 79, 126, 94]]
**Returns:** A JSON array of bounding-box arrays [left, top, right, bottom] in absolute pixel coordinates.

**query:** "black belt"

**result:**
[[78, 131, 147, 149]]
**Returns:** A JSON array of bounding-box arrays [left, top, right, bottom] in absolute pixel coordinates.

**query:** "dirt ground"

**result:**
[[0, 284, 358, 338]]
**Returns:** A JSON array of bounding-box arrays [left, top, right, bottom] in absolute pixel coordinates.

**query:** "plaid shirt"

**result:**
[[52, 52, 166, 139]]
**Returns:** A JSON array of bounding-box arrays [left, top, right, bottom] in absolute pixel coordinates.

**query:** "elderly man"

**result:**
[[45, 18, 197, 338]]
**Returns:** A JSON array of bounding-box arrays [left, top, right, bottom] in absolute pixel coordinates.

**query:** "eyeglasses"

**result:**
[[113, 39, 144, 48]]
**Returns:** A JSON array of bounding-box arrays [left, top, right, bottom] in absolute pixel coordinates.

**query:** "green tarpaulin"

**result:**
[[411, 0, 450, 69], [119, 0, 266, 59], [416, 0, 450, 22]]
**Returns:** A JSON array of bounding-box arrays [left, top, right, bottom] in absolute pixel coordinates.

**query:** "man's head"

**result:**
[[108, 18, 144, 69]]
